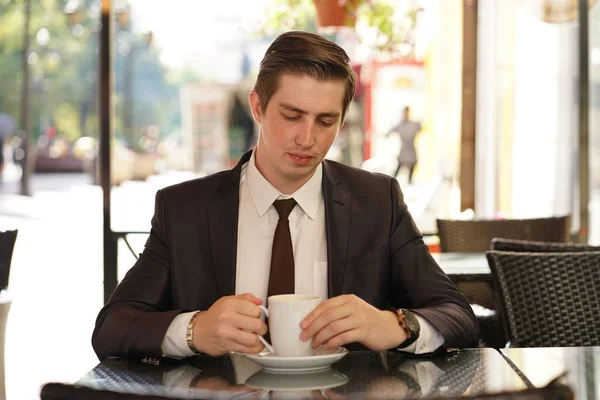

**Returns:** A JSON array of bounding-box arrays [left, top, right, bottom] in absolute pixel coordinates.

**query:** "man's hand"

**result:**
[[311, 389, 348, 399], [299, 295, 407, 351], [366, 376, 415, 399], [192, 376, 254, 393], [193, 293, 267, 356]]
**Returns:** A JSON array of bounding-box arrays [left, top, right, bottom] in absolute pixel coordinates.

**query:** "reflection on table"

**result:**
[[501, 347, 600, 400], [76, 349, 530, 399]]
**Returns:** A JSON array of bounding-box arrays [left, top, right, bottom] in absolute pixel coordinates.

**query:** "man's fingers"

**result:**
[[300, 304, 352, 342], [322, 389, 347, 399], [222, 328, 262, 350], [301, 297, 348, 329], [235, 314, 268, 335], [224, 298, 262, 318], [310, 317, 356, 348], [248, 342, 265, 354], [323, 328, 361, 349], [228, 339, 264, 355], [312, 389, 347, 400]]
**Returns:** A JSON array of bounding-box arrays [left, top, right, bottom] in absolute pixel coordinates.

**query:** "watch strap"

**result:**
[[396, 309, 419, 348]]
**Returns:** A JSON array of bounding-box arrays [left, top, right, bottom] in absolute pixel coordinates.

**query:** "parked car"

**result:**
[[34, 136, 85, 173]]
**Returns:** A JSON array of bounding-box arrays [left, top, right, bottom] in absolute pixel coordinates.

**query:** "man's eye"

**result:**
[[320, 120, 335, 127], [283, 114, 300, 121]]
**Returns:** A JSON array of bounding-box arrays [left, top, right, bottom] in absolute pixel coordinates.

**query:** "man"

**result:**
[[0, 113, 16, 186], [0, 135, 4, 183], [92, 31, 478, 361], [386, 106, 421, 184]]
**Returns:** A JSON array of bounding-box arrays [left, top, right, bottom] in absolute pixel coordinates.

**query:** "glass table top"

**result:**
[[77, 348, 531, 399]]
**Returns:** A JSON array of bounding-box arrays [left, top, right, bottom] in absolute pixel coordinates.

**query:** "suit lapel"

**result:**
[[208, 151, 252, 297], [322, 161, 351, 298]]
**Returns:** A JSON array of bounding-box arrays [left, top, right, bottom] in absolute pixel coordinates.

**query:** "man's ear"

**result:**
[[248, 90, 262, 124]]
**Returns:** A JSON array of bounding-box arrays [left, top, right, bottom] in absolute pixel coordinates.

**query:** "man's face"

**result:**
[[249, 73, 345, 193]]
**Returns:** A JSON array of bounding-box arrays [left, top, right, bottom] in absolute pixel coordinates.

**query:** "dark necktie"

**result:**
[[267, 198, 297, 297]]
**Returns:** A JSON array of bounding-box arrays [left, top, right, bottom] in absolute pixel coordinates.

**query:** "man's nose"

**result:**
[[296, 122, 316, 148]]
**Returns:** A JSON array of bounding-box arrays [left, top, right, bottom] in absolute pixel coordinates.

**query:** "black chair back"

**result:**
[[491, 238, 600, 253], [0, 230, 17, 291], [436, 216, 570, 253], [486, 250, 600, 347]]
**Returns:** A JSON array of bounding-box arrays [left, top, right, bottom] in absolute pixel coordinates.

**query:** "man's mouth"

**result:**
[[288, 153, 314, 165], [289, 153, 313, 159]]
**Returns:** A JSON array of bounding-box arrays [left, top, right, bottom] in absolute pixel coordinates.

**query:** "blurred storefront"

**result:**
[[362, 0, 463, 181], [180, 82, 234, 174]]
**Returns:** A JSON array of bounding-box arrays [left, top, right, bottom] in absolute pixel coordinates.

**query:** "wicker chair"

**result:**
[[491, 238, 600, 253], [435, 216, 570, 348], [487, 239, 599, 348], [436, 216, 570, 253], [486, 250, 600, 347], [0, 230, 17, 291], [0, 230, 16, 400]]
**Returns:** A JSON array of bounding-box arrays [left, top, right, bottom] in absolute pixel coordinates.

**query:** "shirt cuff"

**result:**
[[161, 311, 198, 358], [398, 314, 444, 354]]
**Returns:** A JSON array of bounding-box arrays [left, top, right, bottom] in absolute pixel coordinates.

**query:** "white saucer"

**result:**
[[244, 347, 348, 373], [245, 368, 349, 391]]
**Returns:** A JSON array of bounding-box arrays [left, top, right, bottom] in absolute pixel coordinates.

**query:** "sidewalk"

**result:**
[[0, 167, 199, 399], [1, 170, 102, 399]]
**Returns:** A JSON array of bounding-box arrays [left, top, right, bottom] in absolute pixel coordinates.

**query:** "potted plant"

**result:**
[[313, 0, 361, 28], [257, 0, 424, 60]]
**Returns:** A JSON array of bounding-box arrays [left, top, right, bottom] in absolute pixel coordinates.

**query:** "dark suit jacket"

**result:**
[[92, 151, 478, 360]]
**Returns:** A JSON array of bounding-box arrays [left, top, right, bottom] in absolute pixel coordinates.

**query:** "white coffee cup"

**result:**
[[257, 294, 321, 357]]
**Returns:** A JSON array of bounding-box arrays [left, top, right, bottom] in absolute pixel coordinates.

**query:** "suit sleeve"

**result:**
[[92, 189, 187, 360], [387, 178, 479, 349]]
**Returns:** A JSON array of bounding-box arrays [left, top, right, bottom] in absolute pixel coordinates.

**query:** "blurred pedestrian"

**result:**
[[0, 113, 17, 185], [0, 135, 4, 182], [386, 106, 421, 184]]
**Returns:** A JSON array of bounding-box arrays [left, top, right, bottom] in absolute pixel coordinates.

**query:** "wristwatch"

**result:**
[[395, 309, 420, 348]]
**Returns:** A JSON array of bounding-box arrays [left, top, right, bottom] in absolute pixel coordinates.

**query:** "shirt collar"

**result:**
[[246, 151, 322, 219]]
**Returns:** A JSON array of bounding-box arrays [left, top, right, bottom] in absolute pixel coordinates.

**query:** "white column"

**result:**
[[475, 0, 499, 218], [511, 6, 578, 218]]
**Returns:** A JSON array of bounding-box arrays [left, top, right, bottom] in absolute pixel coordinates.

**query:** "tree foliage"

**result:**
[[0, 0, 181, 149]]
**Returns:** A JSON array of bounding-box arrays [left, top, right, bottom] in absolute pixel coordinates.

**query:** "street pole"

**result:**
[[100, 0, 117, 303], [19, 0, 32, 196], [578, 0, 589, 243]]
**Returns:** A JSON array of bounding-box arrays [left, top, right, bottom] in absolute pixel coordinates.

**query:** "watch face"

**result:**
[[402, 310, 420, 333]]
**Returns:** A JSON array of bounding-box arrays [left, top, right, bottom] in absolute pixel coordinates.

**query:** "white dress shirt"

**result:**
[[161, 153, 443, 357]]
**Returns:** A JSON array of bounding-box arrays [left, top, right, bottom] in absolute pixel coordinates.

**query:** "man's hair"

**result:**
[[254, 31, 356, 119]]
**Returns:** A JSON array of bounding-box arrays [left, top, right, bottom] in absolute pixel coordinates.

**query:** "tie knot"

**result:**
[[273, 198, 297, 219]]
